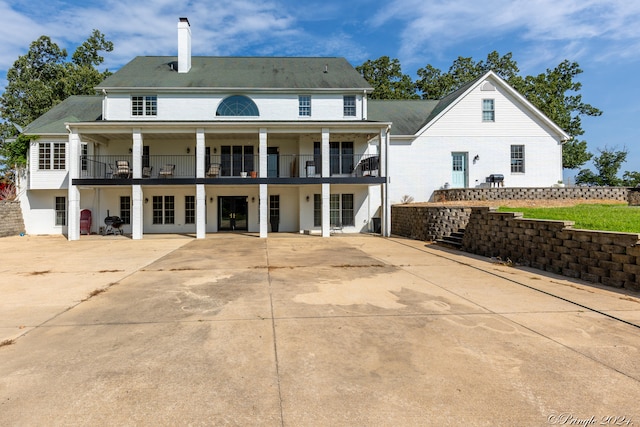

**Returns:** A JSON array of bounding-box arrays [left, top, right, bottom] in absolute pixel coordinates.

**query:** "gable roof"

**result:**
[[368, 71, 569, 140], [23, 96, 103, 135], [97, 56, 372, 91]]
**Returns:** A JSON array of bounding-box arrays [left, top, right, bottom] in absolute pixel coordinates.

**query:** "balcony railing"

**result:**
[[78, 154, 379, 179]]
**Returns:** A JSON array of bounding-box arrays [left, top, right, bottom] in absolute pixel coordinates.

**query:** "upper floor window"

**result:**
[[343, 96, 356, 116], [482, 99, 495, 122], [39, 142, 65, 170], [132, 95, 157, 116], [216, 95, 259, 116], [299, 95, 311, 116]]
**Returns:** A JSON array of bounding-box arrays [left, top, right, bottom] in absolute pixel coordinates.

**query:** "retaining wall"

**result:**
[[461, 208, 640, 291], [391, 204, 640, 292], [433, 186, 630, 203], [391, 205, 472, 241], [0, 201, 25, 237]]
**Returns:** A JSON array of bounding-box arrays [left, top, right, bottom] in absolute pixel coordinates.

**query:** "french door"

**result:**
[[218, 196, 248, 231]]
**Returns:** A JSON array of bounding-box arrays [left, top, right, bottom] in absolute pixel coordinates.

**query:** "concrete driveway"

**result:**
[[1, 233, 639, 426]]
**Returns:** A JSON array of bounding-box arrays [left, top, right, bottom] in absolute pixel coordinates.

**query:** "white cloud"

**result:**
[[370, 0, 640, 69]]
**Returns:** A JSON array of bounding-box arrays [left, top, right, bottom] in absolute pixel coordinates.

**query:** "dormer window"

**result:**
[[216, 95, 259, 116], [132, 95, 157, 116]]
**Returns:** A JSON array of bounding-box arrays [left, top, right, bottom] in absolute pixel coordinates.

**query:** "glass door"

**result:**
[[451, 152, 468, 188], [218, 196, 248, 231]]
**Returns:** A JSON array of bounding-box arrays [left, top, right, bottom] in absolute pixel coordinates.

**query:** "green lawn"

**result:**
[[496, 204, 640, 233]]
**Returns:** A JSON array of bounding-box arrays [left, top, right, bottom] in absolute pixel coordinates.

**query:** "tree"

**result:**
[[356, 56, 418, 100], [575, 147, 627, 186], [415, 51, 519, 99], [622, 171, 640, 187], [0, 30, 113, 174]]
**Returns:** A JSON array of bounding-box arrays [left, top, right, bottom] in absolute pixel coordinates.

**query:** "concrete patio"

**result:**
[[0, 233, 639, 426]]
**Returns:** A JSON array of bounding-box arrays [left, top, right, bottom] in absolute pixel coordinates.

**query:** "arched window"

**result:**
[[216, 95, 259, 116]]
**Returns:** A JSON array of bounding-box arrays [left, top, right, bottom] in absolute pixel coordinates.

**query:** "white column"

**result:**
[[259, 128, 267, 178], [259, 128, 268, 238], [321, 183, 330, 237], [132, 129, 142, 178], [260, 184, 268, 238], [67, 130, 81, 241], [321, 128, 330, 177], [132, 185, 143, 240], [196, 128, 205, 178], [196, 184, 205, 238], [381, 127, 391, 237]]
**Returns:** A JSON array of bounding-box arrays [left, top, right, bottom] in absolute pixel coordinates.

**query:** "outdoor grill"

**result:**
[[487, 174, 505, 187], [103, 211, 124, 235]]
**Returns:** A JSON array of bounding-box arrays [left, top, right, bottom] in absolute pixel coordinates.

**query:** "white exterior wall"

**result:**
[[388, 79, 564, 204], [105, 93, 365, 121], [297, 185, 379, 233], [19, 189, 68, 235], [28, 139, 69, 190]]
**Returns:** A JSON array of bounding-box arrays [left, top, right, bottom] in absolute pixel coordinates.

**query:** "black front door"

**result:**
[[218, 196, 248, 231]]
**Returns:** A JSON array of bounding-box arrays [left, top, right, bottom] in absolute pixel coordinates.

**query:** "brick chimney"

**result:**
[[178, 17, 191, 73]]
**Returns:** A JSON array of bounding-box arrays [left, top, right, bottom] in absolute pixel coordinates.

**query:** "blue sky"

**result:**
[[1, 0, 639, 180]]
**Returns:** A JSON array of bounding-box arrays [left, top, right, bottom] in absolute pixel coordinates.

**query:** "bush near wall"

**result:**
[[0, 201, 26, 237], [462, 207, 640, 292]]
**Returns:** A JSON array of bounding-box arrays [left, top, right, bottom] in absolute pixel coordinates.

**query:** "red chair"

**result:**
[[80, 209, 92, 235]]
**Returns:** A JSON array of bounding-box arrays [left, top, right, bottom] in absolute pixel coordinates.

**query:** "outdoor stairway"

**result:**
[[436, 228, 466, 249]]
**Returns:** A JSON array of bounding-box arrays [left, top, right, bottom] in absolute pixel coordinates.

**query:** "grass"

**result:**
[[497, 204, 640, 233]]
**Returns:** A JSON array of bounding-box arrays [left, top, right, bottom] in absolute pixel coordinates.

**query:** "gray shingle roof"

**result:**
[[367, 100, 439, 135], [23, 96, 103, 135], [97, 56, 372, 91]]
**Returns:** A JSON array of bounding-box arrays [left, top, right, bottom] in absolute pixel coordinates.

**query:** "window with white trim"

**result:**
[[152, 195, 175, 224], [132, 95, 157, 116], [39, 142, 66, 170], [343, 96, 356, 116], [55, 196, 66, 226], [120, 196, 131, 225], [299, 95, 311, 116], [314, 193, 354, 227], [511, 145, 525, 173], [185, 195, 195, 224], [482, 99, 495, 122]]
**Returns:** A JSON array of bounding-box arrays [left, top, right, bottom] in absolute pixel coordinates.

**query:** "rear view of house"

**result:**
[[17, 18, 568, 240], [19, 18, 390, 240]]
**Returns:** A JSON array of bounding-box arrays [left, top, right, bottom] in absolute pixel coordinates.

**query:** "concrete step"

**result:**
[[436, 228, 465, 249]]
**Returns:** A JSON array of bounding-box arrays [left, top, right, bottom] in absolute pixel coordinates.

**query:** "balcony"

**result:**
[[77, 154, 380, 180]]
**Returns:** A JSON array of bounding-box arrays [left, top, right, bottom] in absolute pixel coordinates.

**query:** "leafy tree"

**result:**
[[415, 51, 519, 99], [0, 30, 113, 174], [575, 147, 627, 186], [622, 171, 640, 187], [356, 56, 418, 100]]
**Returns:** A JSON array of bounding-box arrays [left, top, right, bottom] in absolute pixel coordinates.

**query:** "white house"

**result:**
[[17, 18, 568, 240]]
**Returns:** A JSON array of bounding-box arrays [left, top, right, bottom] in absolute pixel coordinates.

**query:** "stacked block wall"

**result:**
[[433, 187, 630, 202], [0, 201, 26, 237], [462, 207, 640, 291]]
